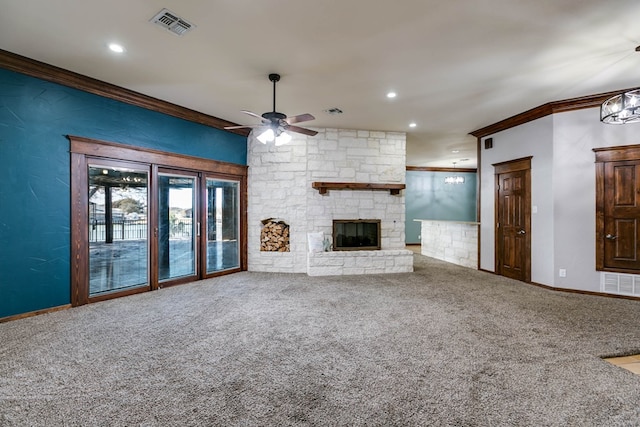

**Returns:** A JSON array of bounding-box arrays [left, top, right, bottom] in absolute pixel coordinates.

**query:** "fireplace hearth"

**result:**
[[333, 219, 381, 251]]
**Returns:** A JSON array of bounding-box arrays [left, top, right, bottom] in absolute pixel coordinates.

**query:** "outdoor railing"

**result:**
[[89, 219, 193, 242]]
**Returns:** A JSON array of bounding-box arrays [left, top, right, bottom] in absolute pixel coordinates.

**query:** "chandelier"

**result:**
[[601, 88, 640, 125], [444, 175, 465, 184], [444, 162, 465, 185]]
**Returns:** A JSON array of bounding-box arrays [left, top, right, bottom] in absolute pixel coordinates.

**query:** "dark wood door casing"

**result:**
[[493, 157, 532, 282], [594, 145, 640, 273]]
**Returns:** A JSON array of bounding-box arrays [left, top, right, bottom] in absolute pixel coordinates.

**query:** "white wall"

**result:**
[[552, 108, 639, 291], [480, 115, 555, 285], [481, 107, 640, 292]]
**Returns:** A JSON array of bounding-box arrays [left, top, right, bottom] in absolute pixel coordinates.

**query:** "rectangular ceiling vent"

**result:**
[[150, 8, 196, 36]]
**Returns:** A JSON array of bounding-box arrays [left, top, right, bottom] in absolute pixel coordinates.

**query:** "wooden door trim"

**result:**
[[493, 157, 532, 282], [593, 144, 640, 163], [492, 156, 533, 173], [70, 152, 89, 306], [69, 136, 248, 176]]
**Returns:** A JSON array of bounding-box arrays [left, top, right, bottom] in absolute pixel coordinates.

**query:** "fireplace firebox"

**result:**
[[333, 219, 381, 251]]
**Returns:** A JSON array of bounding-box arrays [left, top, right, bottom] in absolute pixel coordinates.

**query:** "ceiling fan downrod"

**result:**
[[269, 73, 280, 113], [263, 73, 285, 121]]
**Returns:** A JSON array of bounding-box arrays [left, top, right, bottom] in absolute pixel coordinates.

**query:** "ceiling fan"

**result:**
[[224, 73, 318, 145]]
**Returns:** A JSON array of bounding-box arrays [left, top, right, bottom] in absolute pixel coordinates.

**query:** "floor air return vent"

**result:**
[[601, 272, 640, 296]]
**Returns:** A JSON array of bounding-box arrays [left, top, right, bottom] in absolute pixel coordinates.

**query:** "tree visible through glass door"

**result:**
[[88, 164, 149, 296], [158, 173, 197, 282], [206, 179, 240, 273]]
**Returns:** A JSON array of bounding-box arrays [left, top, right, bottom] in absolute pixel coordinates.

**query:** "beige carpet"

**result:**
[[1, 254, 640, 426]]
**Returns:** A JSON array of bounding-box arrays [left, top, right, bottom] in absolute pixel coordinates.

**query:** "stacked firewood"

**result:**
[[260, 219, 290, 252]]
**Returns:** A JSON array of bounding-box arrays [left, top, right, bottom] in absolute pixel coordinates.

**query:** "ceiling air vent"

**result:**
[[324, 107, 344, 115], [150, 8, 196, 36]]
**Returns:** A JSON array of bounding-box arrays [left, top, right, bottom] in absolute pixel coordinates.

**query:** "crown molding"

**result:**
[[0, 49, 250, 137], [406, 166, 477, 173], [469, 88, 640, 139]]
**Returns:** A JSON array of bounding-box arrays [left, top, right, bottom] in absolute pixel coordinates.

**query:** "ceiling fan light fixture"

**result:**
[[257, 128, 275, 144], [601, 89, 640, 124], [274, 131, 292, 146], [225, 73, 318, 140]]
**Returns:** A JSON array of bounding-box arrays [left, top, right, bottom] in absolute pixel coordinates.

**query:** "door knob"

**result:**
[[605, 234, 617, 240], [517, 230, 526, 235]]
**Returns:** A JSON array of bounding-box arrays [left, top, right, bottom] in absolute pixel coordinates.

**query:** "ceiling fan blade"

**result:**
[[223, 124, 261, 130], [285, 113, 315, 125], [241, 110, 269, 122], [287, 125, 318, 136]]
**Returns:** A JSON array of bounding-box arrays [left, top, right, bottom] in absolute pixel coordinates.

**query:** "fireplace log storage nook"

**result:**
[[333, 220, 381, 250]]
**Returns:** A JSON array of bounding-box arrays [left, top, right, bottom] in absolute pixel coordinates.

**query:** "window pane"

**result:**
[[158, 174, 197, 281], [89, 165, 148, 295], [206, 179, 239, 273]]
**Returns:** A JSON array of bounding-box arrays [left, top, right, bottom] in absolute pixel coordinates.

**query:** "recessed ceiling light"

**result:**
[[108, 43, 125, 53], [409, 123, 417, 128], [452, 150, 459, 153], [386, 92, 397, 99]]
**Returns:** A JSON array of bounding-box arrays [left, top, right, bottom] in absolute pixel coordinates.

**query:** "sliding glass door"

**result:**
[[71, 137, 247, 306], [158, 171, 198, 283], [206, 178, 240, 273], [88, 162, 149, 297]]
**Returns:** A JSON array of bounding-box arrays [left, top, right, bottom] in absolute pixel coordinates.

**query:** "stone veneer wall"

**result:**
[[248, 128, 412, 274], [418, 220, 479, 269]]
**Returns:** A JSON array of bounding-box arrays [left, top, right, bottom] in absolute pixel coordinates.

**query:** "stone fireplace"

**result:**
[[247, 128, 413, 275]]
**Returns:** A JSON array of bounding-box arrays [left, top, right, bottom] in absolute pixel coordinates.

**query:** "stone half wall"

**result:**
[[247, 128, 413, 275], [418, 220, 479, 269]]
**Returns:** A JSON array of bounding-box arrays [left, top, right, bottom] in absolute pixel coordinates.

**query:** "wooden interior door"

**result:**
[[594, 145, 640, 273], [602, 160, 640, 271], [494, 157, 531, 282]]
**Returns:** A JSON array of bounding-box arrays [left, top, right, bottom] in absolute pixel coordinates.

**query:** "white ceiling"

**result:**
[[1, 0, 639, 168]]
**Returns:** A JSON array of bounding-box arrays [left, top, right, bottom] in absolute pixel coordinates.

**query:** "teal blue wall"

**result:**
[[0, 68, 247, 318], [405, 170, 477, 244]]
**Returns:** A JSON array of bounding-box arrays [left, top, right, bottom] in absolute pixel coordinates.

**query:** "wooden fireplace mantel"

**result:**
[[311, 182, 406, 195]]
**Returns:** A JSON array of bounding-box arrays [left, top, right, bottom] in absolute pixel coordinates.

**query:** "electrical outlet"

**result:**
[[418, 235, 421, 240], [559, 269, 566, 277]]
